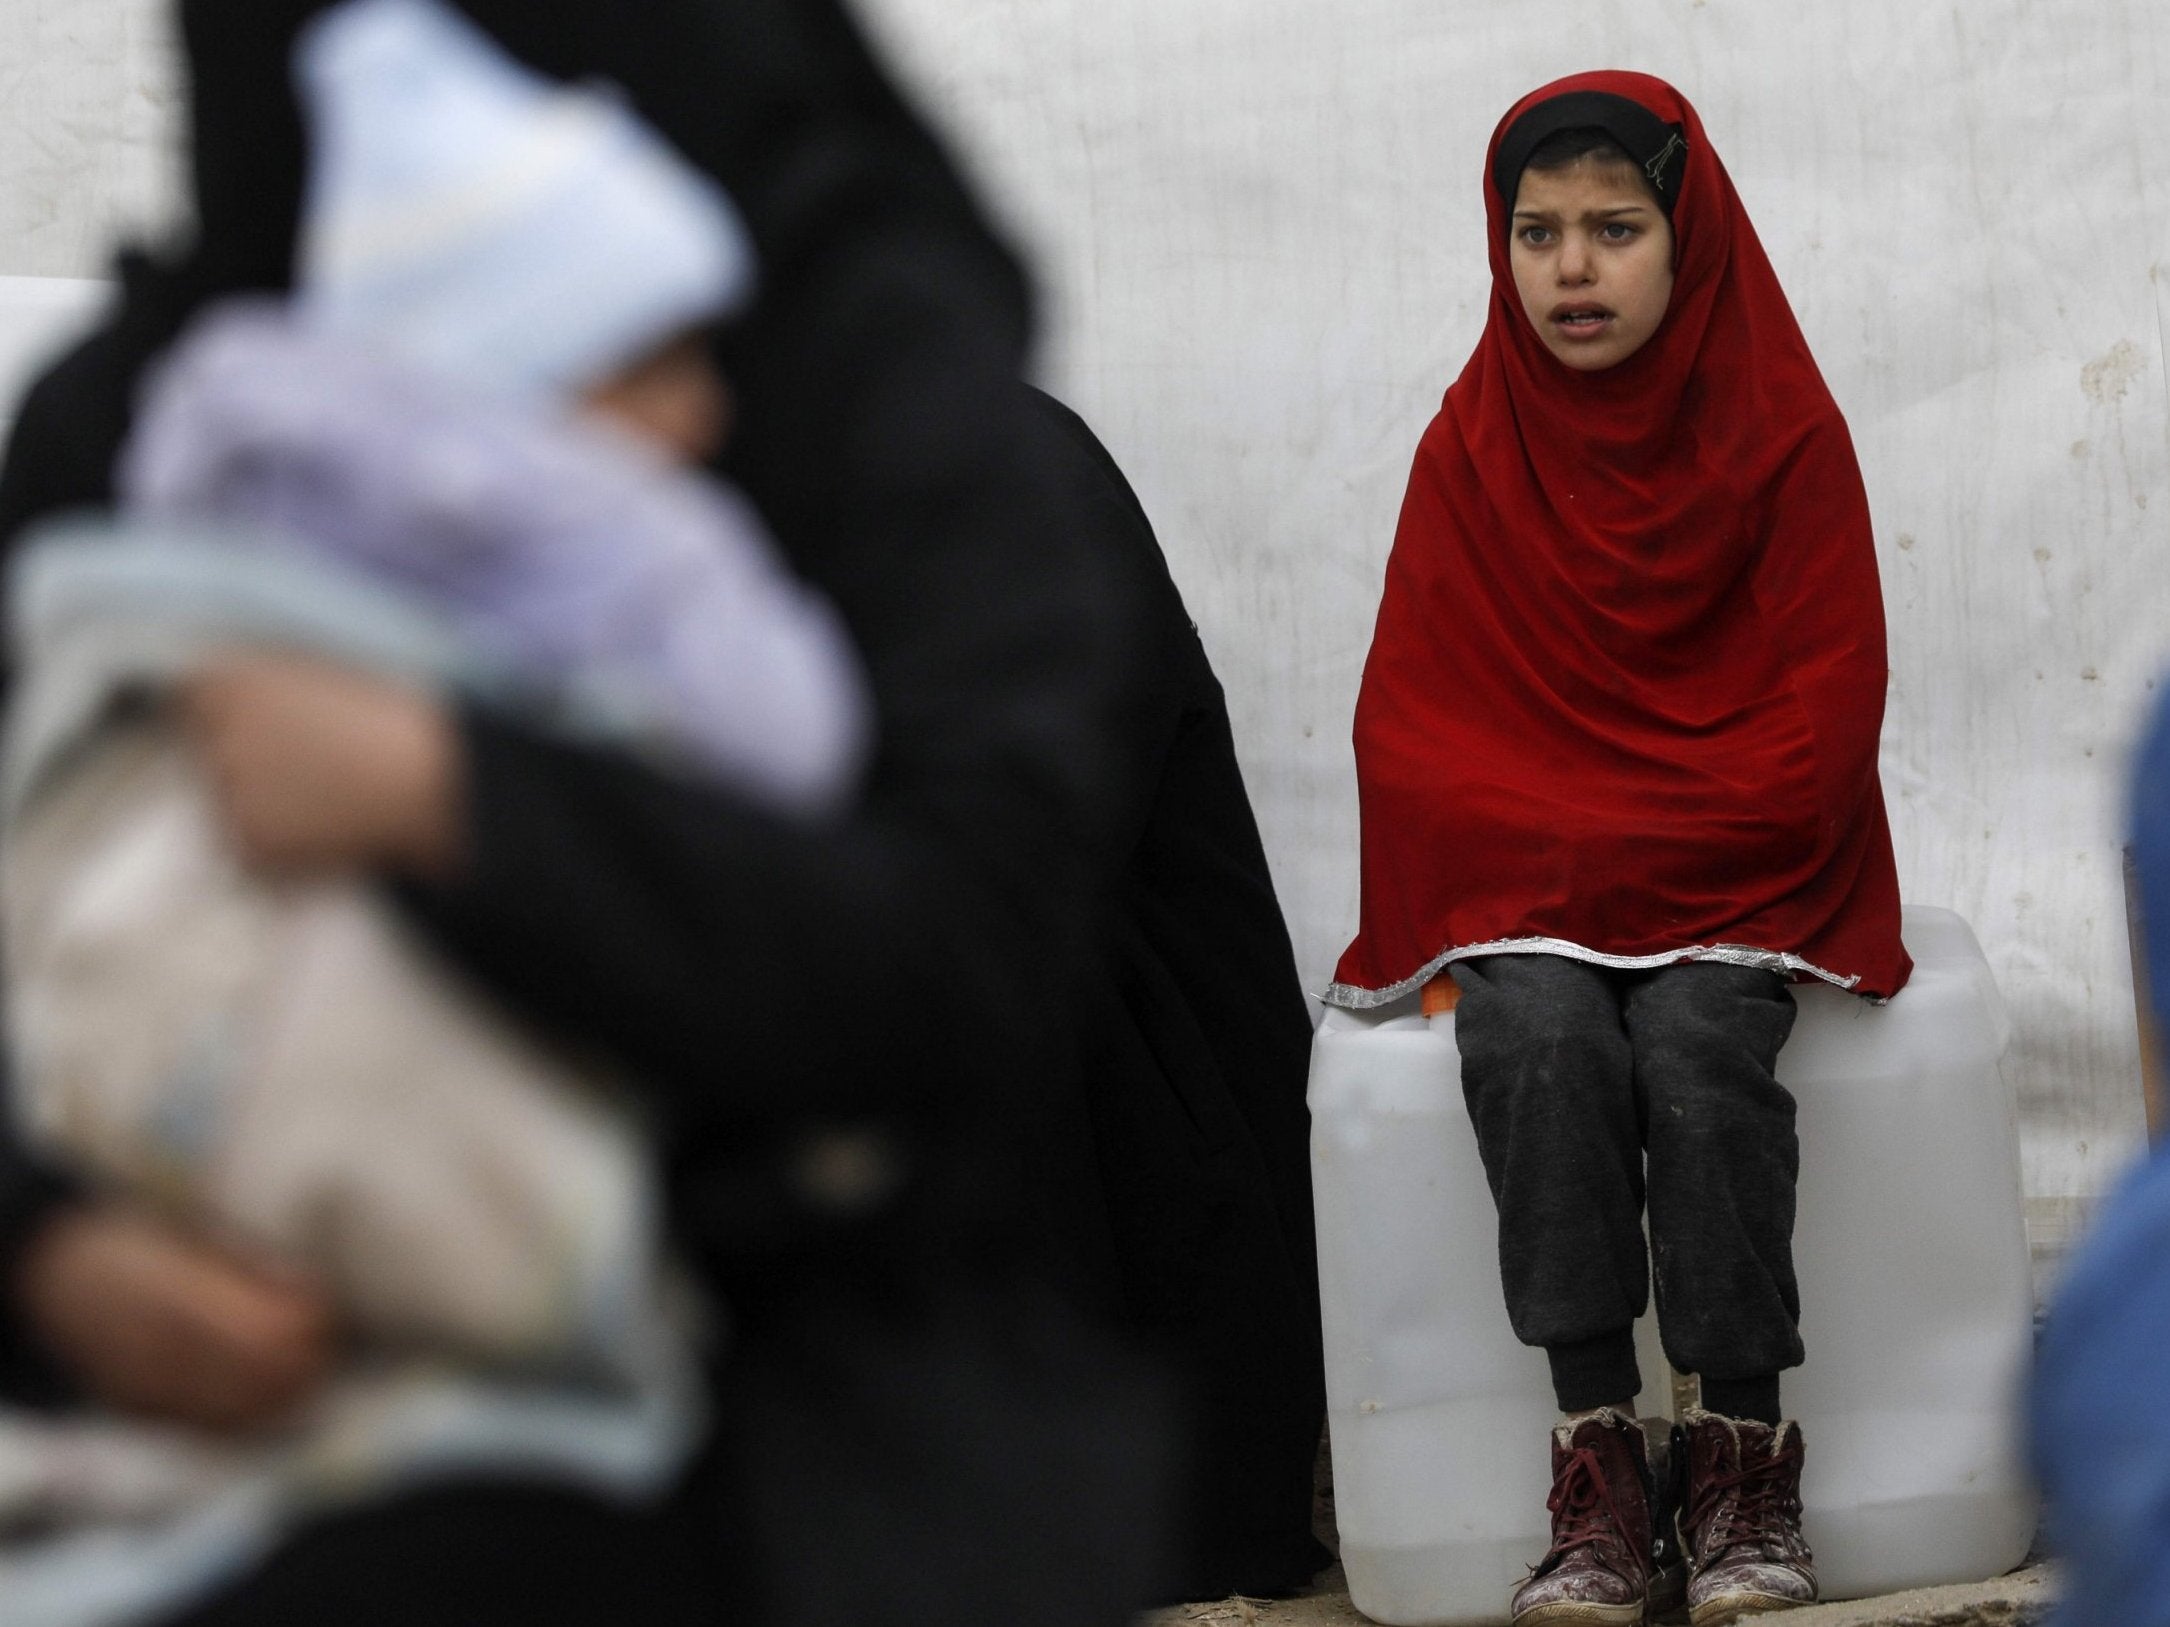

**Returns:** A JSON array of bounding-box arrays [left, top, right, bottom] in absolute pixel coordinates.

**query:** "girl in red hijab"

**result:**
[[1326, 73, 1908, 1625]]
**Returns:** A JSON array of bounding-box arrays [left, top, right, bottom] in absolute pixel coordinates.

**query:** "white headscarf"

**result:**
[[294, 0, 755, 400]]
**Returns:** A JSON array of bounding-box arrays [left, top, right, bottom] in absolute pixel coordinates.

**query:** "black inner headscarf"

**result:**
[[1491, 87, 1689, 215]]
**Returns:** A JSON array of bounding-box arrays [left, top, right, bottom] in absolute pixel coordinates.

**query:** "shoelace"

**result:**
[[1537, 1445, 1645, 1579], [1686, 1435, 1807, 1561]]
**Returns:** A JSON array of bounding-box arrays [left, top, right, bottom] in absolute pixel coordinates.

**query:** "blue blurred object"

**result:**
[[2031, 1144, 2170, 1625], [2028, 684, 2170, 1626]]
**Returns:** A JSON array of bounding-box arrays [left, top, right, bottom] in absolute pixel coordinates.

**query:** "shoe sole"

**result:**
[[1687, 1593, 1814, 1626], [1512, 1602, 1647, 1627]]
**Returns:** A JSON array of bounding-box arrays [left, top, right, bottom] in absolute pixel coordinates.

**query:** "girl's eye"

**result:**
[[1600, 222, 1637, 243], [1518, 225, 1552, 247]]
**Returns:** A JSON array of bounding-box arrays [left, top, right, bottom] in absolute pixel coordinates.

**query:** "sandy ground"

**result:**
[[1139, 1568, 1367, 1627], [1140, 1566, 2055, 1627], [1137, 1437, 2055, 1627]]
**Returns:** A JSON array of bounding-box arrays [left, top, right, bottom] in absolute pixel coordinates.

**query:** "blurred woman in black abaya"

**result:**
[[0, 4, 1179, 1624]]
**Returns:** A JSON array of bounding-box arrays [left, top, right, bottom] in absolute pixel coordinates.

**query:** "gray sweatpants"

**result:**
[[1449, 954, 1801, 1414]]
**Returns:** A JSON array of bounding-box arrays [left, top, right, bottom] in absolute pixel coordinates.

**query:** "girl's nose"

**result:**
[[1557, 233, 1593, 283]]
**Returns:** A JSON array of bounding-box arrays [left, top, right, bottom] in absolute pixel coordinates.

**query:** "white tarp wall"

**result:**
[[0, 0, 177, 435], [2, 0, 2165, 1289]]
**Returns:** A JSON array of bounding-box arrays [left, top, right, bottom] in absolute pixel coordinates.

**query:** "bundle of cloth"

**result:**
[[0, 1, 868, 1618]]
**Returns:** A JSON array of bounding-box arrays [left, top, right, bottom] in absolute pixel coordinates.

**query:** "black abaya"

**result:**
[[1021, 392, 1327, 1600]]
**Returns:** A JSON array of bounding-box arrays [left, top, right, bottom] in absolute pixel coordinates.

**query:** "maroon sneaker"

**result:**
[[1678, 1409, 1816, 1625], [1509, 1409, 1660, 1627]]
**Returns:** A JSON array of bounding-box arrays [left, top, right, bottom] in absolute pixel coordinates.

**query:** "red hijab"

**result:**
[[1327, 71, 1910, 1005]]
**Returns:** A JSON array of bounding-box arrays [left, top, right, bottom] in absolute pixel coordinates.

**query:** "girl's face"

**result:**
[[1508, 159, 1676, 371]]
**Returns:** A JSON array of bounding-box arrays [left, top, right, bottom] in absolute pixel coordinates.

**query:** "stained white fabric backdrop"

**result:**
[[1, 0, 2164, 1286], [0, 0, 180, 277]]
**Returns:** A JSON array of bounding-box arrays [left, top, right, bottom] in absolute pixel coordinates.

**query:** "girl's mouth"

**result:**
[[1551, 304, 1613, 334]]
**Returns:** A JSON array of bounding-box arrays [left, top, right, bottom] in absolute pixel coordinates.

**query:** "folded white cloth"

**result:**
[[0, 716, 703, 1627]]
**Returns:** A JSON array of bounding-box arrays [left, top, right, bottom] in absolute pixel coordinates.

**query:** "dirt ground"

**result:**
[[1139, 1434, 1361, 1626], [1139, 1566, 2055, 1627], [1136, 1435, 2055, 1627], [1139, 1568, 1369, 1627]]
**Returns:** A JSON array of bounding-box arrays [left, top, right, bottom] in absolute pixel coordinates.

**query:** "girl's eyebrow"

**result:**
[[1512, 203, 1654, 222]]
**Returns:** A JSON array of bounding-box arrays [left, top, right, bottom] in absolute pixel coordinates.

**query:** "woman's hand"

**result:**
[[14, 1205, 337, 1433], [180, 654, 466, 879]]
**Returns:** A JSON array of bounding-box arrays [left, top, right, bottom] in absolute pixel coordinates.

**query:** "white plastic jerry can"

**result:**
[[1310, 906, 2037, 1627]]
